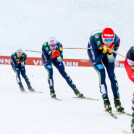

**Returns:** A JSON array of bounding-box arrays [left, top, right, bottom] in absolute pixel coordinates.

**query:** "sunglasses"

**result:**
[[49, 44, 56, 47], [103, 38, 114, 42]]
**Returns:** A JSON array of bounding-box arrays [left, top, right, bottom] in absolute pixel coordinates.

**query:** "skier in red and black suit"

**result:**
[[124, 46, 134, 133], [87, 28, 124, 113]]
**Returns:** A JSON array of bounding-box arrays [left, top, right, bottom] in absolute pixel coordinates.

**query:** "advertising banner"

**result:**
[[0, 56, 124, 67]]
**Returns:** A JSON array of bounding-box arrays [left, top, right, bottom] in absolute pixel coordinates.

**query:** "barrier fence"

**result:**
[[0, 56, 124, 67]]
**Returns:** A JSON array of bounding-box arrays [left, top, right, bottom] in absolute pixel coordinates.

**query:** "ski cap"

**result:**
[[48, 36, 57, 45], [102, 28, 114, 38], [16, 48, 23, 53]]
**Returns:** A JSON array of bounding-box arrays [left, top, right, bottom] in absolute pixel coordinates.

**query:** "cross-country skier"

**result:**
[[42, 36, 84, 98], [124, 46, 134, 133], [87, 28, 124, 113], [11, 49, 35, 92]]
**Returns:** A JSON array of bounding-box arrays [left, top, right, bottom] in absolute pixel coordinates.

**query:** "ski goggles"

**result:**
[[103, 38, 114, 42], [49, 44, 56, 47], [17, 52, 22, 54]]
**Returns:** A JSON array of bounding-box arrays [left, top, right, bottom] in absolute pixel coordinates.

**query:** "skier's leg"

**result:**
[[21, 67, 35, 92], [105, 61, 124, 112], [88, 49, 111, 112], [43, 63, 56, 98], [11, 65, 25, 91], [54, 61, 84, 97], [131, 93, 134, 132]]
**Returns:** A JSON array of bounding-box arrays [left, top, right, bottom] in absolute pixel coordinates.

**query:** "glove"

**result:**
[[16, 59, 21, 64], [131, 66, 134, 70], [107, 44, 115, 54], [107, 53, 115, 63], [57, 56, 63, 62], [21, 62, 25, 67], [19, 57, 24, 62], [51, 50, 60, 58], [101, 45, 107, 53]]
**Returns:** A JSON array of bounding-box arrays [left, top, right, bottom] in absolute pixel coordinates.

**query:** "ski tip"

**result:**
[[113, 111, 132, 116], [122, 130, 134, 134], [36, 91, 43, 93], [106, 111, 118, 119], [85, 97, 99, 101], [20, 91, 43, 93], [73, 96, 99, 101], [52, 97, 62, 101]]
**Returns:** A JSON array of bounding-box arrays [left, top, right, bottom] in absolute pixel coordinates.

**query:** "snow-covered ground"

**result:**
[[0, 65, 133, 134], [0, 0, 134, 134]]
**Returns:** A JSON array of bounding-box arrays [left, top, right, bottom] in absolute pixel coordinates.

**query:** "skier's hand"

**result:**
[[131, 66, 134, 70], [20, 57, 24, 62], [16, 60, 21, 64], [107, 44, 115, 54], [51, 50, 60, 58], [21, 62, 25, 67], [57, 56, 63, 62], [107, 49, 112, 54], [101, 45, 107, 54]]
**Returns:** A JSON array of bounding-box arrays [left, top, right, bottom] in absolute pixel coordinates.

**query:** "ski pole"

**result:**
[[63, 47, 126, 59], [25, 50, 42, 53], [25, 48, 91, 53], [63, 47, 91, 49], [107, 48, 126, 59]]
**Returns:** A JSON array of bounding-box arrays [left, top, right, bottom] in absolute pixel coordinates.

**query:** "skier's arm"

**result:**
[[112, 35, 120, 58], [89, 36, 105, 65], [55, 43, 63, 62], [58, 43, 63, 59], [24, 54, 27, 64], [106, 35, 120, 63], [42, 45, 52, 64], [11, 54, 17, 67], [20, 54, 27, 67]]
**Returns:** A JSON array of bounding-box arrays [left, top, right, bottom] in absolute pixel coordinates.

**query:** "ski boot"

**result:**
[[19, 82, 25, 92], [50, 87, 56, 98], [103, 95, 112, 113], [27, 83, 35, 92], [131, 113, 134, 133], [72, 85, 84, 98], [114, 96, 124, 113]]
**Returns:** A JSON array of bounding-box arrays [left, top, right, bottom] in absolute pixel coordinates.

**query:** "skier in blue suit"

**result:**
[[11, 49, 34, 92], [87, 28, 124, 113], [42, 36, 84, 98]]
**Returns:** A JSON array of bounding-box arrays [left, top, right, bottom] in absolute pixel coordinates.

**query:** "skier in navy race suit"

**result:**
[[11, 49, 35, 92], [42, 36, 84, 98], [87, 28, 124, 113]]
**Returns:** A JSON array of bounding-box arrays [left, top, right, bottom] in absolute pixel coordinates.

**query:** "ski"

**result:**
[[21, 91, 43, 93], [106, 111, 117, 119], [122, 130, 134, 134], [34, 91, 43, 93], [52, 97, 62, 101], [113, 111, 131, 117], [73, 97, 99, 101]]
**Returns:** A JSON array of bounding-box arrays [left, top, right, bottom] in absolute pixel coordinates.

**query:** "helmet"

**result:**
[[102, 28, 114, 38], [16, 48, 23, 53], [48, 36, 57, 45]]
